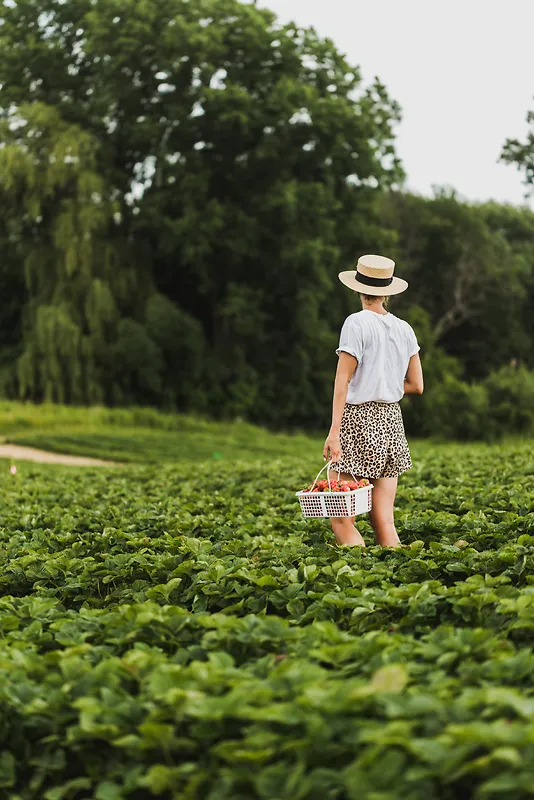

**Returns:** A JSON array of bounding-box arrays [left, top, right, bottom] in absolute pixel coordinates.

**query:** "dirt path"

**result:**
[[0, 443, 123, 467]]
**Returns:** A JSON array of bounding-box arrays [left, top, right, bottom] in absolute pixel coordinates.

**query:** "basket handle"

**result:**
[[310, 460, 333, 492], [310, 460, 360, 492]]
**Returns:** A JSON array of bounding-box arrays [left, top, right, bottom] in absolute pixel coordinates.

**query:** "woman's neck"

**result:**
[[361, 301, 388, 316]]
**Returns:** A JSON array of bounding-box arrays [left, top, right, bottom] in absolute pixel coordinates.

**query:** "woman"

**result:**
[[323, 254, 423, 548]]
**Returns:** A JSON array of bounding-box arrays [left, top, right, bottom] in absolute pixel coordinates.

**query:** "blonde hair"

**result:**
[[358, 293, 390, 308]]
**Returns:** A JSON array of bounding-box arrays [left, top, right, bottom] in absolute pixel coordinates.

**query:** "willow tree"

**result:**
[[1, 104, 106, 402], [0, 102, 156, 404]]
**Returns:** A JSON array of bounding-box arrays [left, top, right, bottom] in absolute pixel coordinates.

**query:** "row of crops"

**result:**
[[0, 439, 533, 798]]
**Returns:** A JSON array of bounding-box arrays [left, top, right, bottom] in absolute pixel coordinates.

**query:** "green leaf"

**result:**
[[44, 778, 92, 800], [370, 665, 409, 693], [95, 781, 124, 800], [0, 751, 16, 788]]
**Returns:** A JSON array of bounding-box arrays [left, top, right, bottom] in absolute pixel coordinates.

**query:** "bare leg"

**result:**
[[328, 469, 366, 547], [368, 476, 401, 547], [329, 517, 366, 547]]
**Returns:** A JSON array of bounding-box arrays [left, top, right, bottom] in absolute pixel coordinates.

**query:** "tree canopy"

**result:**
[[0, 0, 402, 424]]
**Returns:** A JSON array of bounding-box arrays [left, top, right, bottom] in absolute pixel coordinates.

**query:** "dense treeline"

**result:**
[[383, 192, 534, 439], [0, 0, 533, 439]]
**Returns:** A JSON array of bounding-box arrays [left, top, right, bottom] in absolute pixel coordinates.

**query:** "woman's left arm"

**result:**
[[323, 353, 357, 461], [404, 353, 424, 395]]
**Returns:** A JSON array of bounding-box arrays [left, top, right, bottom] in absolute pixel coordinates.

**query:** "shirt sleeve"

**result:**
[[335, 316, 363, 361], [408, 325, 420, 357]]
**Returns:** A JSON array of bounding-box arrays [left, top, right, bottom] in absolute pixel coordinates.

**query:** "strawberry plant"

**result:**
[[0, 438, 532, 798]]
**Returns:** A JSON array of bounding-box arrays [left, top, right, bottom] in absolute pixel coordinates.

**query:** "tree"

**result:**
[[481, 202, 534, 370], [502, 105, 534, 191], [382, 190, 531, 379], [0, 101, 165, 404], [0, 0, 402, 424], [0, 103, 113, 403], [0, 216, 27, 396]]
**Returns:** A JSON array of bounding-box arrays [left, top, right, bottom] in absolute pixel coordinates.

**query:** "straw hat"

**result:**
[[338, 254, 408, 296]]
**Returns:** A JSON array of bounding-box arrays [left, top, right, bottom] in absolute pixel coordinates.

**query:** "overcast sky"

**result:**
[[255, 0, 534, 208]]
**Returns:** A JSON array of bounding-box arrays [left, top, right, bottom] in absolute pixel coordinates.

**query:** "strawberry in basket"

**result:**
[[304, 477, 369, 493]]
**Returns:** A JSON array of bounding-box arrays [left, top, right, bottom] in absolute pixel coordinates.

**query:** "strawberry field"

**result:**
[[1, 438, 534, 799]]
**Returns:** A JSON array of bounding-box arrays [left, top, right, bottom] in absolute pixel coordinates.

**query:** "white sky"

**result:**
[[255, 0, 534, 208]]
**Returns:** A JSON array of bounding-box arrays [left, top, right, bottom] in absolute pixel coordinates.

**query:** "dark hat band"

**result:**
[[356, 271, 393, 287]]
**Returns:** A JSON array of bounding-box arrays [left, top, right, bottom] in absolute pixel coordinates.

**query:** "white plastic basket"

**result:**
[[296, 460, 373, 518]]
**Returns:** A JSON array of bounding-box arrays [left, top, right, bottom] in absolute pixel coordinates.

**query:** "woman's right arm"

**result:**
[[323, 352, 357, 461], [404, 353, 424, 395]]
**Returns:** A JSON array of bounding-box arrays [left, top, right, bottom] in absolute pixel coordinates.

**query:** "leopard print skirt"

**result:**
[[329, 401, 412, 479]]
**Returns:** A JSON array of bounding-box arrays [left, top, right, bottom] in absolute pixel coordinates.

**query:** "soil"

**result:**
[[0, 443, 123, 467]]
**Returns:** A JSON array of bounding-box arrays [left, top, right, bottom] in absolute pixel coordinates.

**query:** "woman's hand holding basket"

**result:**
[[323, 431, 342, 462]]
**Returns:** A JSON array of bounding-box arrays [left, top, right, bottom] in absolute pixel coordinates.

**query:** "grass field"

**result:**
[[0, 403, 534, 798], [0, 401, 321, 463]]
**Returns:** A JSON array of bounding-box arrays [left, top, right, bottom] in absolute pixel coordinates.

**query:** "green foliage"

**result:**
[[484, 366, 534, 433], [0, 439, 533, 797], [111, 319, 164, 404], [384, 190, 533, 378], [144, 294, 206, 409], [0, 103, 113, 403], [403, 335, 534, 440], [400, 306, 461, 437], [386, 193, 534, 439], [0, 101, 165, 406], [0, 0, 401, 426], [502, 106, 534, 188], [422, 376, 495, 442]]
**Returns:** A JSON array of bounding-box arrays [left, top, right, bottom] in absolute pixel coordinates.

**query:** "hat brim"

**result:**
[[338, 271, 408, 296]]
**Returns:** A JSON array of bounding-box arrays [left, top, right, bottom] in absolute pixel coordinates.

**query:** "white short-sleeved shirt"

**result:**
[[336, 310, 420, 404]]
